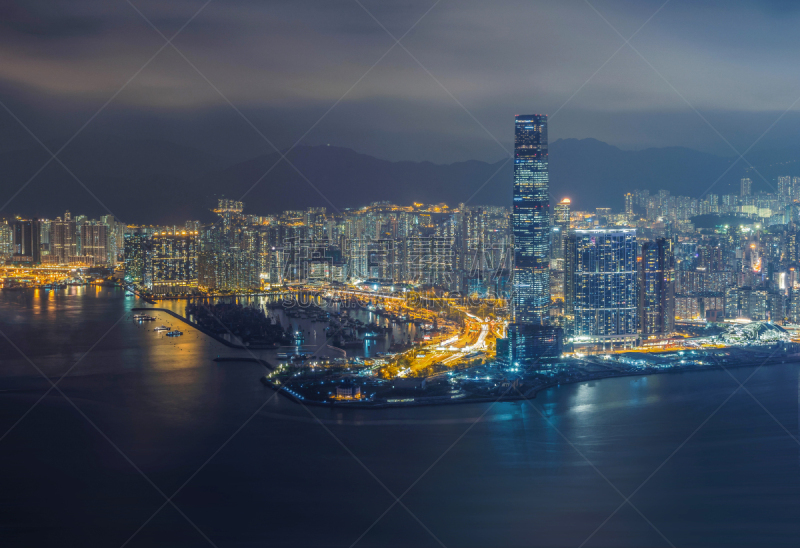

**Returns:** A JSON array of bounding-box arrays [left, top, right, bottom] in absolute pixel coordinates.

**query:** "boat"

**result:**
[[154, 326, 169, 331], [133, 314, 156, 321], [166, 330, 183, 337]]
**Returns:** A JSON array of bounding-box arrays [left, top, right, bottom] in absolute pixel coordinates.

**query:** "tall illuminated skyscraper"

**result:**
[[565, 228, 638, 349], [512, 114, 550, 325], [552, 197, 570, 260], [148, 231, 198, 295], [639, 238, 675, 336]]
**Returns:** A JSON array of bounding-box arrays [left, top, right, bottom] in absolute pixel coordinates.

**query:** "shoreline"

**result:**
[[135, 305, 800, 411], [258, 352, 800, 410]]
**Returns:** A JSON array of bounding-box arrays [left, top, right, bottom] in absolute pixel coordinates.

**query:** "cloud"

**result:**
[[1, 0, 800, 162]]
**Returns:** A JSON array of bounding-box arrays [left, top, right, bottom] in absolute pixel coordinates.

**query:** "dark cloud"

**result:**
[[1, 0, 799, 163]]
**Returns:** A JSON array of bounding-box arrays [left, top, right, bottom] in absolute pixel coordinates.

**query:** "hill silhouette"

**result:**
[[1, 134, 793, 224]]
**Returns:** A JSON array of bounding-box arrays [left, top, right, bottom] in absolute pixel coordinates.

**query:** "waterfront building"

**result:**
[[335, 383, 361, 400], [148, 231, 198, 295], [81, 222, 109, 265], [124, 228, 150, 285], [565, 228, 638, 348], [50, 213, 77, 264], [197, 202, 263, 291], [499, 323, 563, 365], [639, 238, 675, 336], [101, 215, 123, 266], [0, 219, 11, 259], [512, 114, 550, 325], [12, 219, 41, 263]]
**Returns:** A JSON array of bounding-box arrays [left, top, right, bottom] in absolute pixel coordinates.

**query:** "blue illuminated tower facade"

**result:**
[[565, 228, 639, 348], [512, 114, 550, 324]]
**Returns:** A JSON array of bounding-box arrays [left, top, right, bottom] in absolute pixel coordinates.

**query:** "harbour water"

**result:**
[[155, 294, 423, 359], [2, 287, 800, 547]]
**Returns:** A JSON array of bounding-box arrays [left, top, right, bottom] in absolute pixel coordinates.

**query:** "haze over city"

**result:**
[[4, 2, 800, 548]]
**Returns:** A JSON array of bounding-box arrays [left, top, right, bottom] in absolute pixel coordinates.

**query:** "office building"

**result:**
[[512, 114, 550, 324]]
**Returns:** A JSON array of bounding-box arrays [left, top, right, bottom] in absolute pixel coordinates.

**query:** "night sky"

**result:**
[[2, 0, 800, 163]]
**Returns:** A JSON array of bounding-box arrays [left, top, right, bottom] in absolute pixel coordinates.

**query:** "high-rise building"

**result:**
[[512, 114, 550, 325], [624, 193, 634, 217], [50, 213, 77, 264], [101, 215, 120, 266], [0, 219, 12, 259], [124, 228, 151, 285], [565, 228, 638, 348], [778, 176, 792, 199], [639, 238, 675, 336], [39, 220, 51, 259], [81, 222, 108, 265], [552, 198, 570, 260], [12, 219, 41, 263], [793, 177, 800, 202], [148, 231, 198, 295], [740, 177, 752, 197]]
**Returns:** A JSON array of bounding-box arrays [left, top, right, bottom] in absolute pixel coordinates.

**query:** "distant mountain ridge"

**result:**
[[0, 134, 794, 224]]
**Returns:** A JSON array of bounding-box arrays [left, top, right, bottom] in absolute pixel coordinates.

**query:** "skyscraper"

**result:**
[[81, 222, 108, 265], [740, 177, 752, 197], [500, 114, 562, 365], [565, 228, 638, 349], [639, 238, 675, 336], [149, 231, 198, 295], [624, 193, 634, 217], [12, 219, 41, 263], [549, 197, 570, 304], [51, 213, 77, 264], [0, 219, 11, 259], [124, 228, 150, 285], [552, 198, 570, 261], [512, 114, 550, 324], [778, 176, 791, 199]]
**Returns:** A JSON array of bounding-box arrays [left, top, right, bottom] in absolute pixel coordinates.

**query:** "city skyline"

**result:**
[[6, 3, 800, 546]]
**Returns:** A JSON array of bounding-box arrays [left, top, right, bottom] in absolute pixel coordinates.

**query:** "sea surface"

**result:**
[[1, 287, 800, 547]]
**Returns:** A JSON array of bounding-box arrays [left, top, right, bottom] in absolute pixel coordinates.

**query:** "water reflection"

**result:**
[[150, 295, 422, 360]]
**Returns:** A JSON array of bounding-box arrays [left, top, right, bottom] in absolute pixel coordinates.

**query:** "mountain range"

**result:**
[[0, 134, 796, 224]]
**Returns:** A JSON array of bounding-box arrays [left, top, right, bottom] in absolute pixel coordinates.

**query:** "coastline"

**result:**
[[135, 305, 800, 411], [257, 351, 800, 409]]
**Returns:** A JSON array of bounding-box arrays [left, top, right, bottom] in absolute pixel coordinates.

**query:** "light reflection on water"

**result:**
[[1, 289, 800, 547], [154, 295, 422, 359]]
